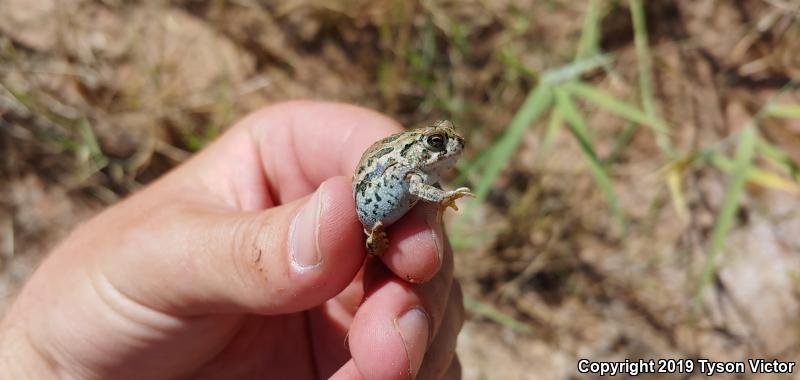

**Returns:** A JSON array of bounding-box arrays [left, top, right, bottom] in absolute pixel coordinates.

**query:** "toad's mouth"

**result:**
[[424, 153, 459, 173]]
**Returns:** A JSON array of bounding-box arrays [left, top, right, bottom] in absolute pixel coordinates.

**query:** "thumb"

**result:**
[[101, 176, 365, 316]]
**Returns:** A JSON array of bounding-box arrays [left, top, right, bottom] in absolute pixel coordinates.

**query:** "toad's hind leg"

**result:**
[[365, 221, 389, 256]]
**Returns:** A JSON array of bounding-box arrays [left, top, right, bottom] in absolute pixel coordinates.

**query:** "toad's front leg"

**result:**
[[408, 174, 474, 223]]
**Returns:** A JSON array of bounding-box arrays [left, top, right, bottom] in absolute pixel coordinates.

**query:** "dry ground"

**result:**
[[2, 1, 800, 379]]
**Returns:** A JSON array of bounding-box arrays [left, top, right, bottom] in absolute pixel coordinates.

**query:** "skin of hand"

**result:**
[[0, 101, 464, 380]]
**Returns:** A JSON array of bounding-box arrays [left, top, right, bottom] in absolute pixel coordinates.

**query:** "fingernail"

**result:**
[[424, 210, 445, 269], [289, 183, 324, 271], [395, 307, 430, 378]]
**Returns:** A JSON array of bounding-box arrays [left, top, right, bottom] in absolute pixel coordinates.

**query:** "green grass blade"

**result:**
[[77, 118, 109, 170], [554, 88, 594, 145], [563, 81, 670, 134], [629, 0, 653, 116], [744, 168, 800, 193], [710, 153, 800, 193], [471, 84, 554, 202], [766, 104, 800, 118], [698, 126, 758, 295], [554, 88, 624, 228], [77, 118, 103, 159], [629, 0, 672, 154], [756, 139, 800, 180], [575, 0, 602, 61], [464, 294, 533, 334], [539, 107, 564, 157], [541, 54, 612, 85], [73, 118, 109, 182]]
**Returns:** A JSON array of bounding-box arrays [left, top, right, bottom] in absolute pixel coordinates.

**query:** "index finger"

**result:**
[[241, 101, 404, 204]]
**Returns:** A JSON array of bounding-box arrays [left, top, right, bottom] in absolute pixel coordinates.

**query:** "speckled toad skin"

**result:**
[[352, 120, 473, 256]]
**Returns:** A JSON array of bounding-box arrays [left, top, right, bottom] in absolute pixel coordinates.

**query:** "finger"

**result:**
[[441, 356, 462, 380], [348, 275, 430, 380], [417, 283, 465, 380], [349, 252, 454, 380], [309, 267, 367, 376], [329, 359, 366, 380], [366, 233, 455, 336], [100, 176, 365, 315], [380, 202, 446, 284], [198, 101, 403, 204]]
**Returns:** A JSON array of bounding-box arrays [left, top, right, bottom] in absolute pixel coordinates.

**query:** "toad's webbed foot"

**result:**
[[436, 187, 474, 224]]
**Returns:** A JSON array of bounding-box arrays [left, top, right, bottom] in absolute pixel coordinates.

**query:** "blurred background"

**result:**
[[1, 0, 800, 378]]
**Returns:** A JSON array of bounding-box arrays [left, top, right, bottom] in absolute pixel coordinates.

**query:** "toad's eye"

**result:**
[[425, 134, 447, 151]]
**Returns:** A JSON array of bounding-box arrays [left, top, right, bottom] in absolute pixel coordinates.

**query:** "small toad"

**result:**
[[352, 120, 473, 256]]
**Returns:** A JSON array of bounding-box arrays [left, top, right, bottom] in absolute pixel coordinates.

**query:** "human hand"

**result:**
[[0, 102, 463, 379]]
